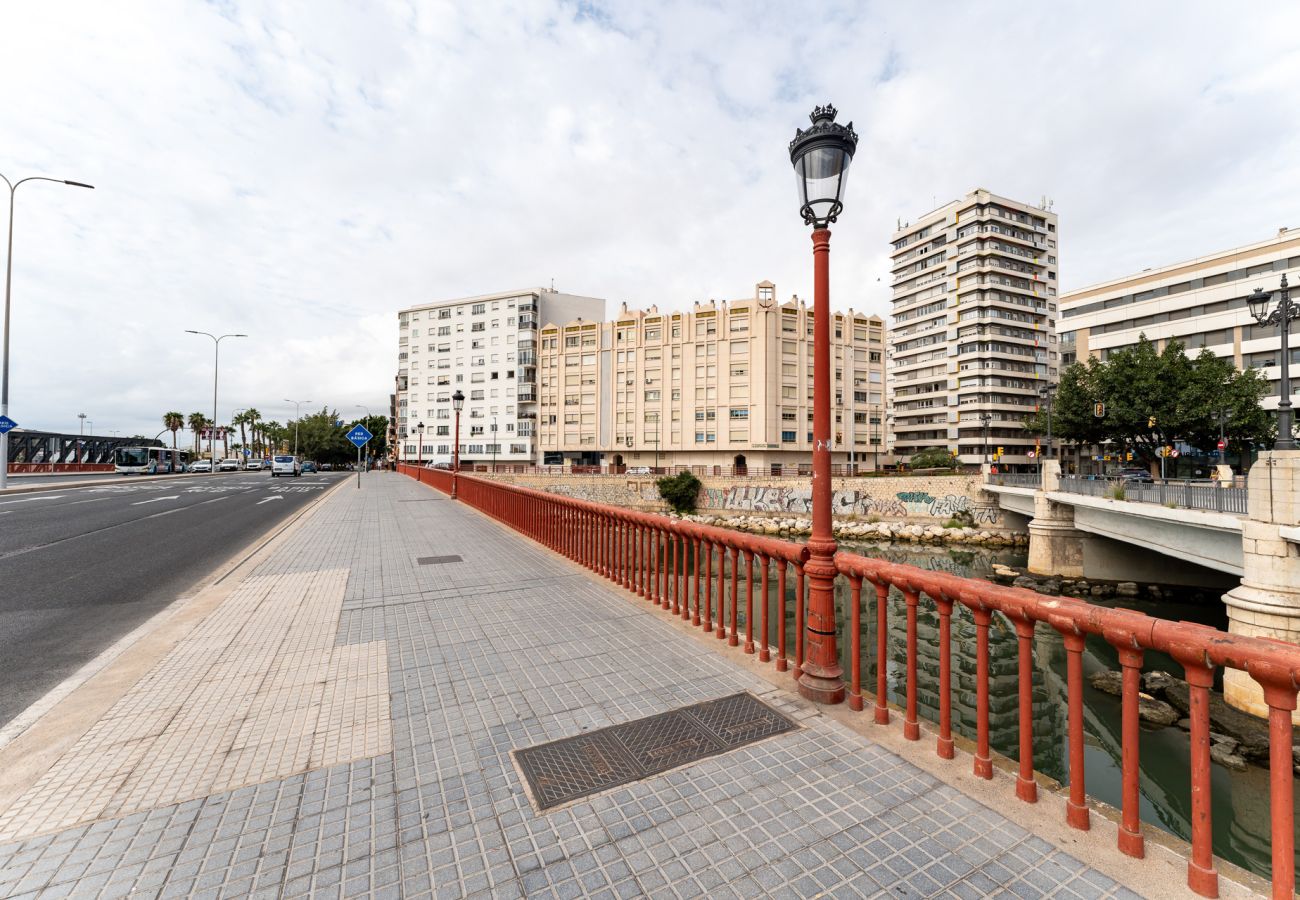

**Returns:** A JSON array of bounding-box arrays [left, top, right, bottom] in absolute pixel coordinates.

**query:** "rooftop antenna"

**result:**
[[550, 277, 555, 291]]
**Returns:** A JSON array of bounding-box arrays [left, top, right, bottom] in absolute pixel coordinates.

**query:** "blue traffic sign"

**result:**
[[0, 415, 16, 434], [346, 424, 373, 448]]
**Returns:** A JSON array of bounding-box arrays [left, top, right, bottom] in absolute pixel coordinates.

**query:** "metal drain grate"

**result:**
[[514, 692, 796, 810], [416, 555, 462, 565]]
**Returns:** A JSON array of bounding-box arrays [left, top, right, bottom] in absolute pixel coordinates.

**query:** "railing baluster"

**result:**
[[1183, 662, 1218, 896], [758, 554, 771, 662], [690, 538, 701, 625], [743, 549, 755, 654], [1014, 619, 1039, 802], [794, 563, 805, 678], [1060, 627, 1090, 828], [903, 590, 920, 741], [874, 582, 890, 725], [703, 540, 713, 633], [1117, 646, 1143, 853], [716, 545, 728, 642], [934, 595, 954, 759], [973, 606, 992, 778], [1259, 680, 1298, 900], [673, 534, 683, 614], [728, 546, 740, 647], [848, 575, 863, 711], [775, 562, 788, 672]]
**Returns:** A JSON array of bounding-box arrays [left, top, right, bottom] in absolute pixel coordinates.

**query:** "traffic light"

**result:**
[[997, 446, 1004, 457]]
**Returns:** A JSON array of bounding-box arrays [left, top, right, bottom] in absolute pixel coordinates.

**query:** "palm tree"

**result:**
[[163, 412, 184, 451], [244, 407, 262, 457], [187, 412, 208, 454], [233, 411, 249, 463], [264, 420, 282, 454]]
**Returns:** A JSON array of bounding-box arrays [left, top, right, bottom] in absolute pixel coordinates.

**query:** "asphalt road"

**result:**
[[0, 471, 348, 727], [5, 471, 247, 487]]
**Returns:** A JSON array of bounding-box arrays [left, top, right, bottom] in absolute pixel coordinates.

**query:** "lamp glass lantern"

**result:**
[[788, 104, 858, 228], [1249, 287, 1271, 322], [451, 390, 465, 412]]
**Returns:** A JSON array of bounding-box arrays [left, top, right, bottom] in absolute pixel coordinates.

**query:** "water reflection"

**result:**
[[659, 539, 1295, 880]]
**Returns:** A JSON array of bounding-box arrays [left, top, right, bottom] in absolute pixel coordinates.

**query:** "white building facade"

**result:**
[[396, 288, 606, 465], [888, 189, 1060, 468], [1059, 229, 1300, 417]]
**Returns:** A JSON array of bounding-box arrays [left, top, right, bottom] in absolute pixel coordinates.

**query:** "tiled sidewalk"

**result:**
[[0, 473, 1141, 899]]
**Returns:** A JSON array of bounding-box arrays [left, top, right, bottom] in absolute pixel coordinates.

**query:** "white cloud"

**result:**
[[1, 0, 1297, 438]]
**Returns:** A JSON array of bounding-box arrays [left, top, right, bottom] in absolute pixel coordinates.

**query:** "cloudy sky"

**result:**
[[2, 1, 1298, 439]]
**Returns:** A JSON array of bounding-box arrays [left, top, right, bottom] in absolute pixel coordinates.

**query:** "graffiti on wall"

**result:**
[[895, 491, 1000, 524], [697, 484, 1000, 524]]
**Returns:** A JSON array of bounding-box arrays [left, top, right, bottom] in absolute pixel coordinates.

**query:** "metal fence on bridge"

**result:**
[[1056, 475, 1247, 515]]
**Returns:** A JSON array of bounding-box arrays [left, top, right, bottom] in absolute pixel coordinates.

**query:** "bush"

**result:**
[[1109, 484, 1127, 501], [909, 447, 956, 470], [656, 471, 702, 515]]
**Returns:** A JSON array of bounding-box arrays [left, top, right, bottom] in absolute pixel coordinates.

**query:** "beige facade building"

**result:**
[[395, 288, 605, 466], [1059, 228, 1300, 414], [888, 189, 1060, 468], [537, 282, 887, 471]]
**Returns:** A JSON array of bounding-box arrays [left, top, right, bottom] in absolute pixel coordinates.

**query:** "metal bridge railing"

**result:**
[[1056, 476, 1247, 515], [399, 463, 1295, 898]]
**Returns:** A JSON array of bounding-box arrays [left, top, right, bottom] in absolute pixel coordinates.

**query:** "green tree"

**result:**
[[187, 412, 208, 455], [244, 408, 262, 457], [232, 410, 249, 461], [908, 447, 956, 470], [289, 408, 355, 465], [346, 414, 390, 462], [1035, 335, 1274, 465], [163, 412, 184, 451], [656, 471, 701, 515]]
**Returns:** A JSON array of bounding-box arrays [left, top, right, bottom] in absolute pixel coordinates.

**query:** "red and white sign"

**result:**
[[1171, 449, 1180, 458], [1217, 439, 1226, 450]]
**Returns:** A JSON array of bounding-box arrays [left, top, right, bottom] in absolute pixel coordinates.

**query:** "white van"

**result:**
[[271, 455, 301, 477]]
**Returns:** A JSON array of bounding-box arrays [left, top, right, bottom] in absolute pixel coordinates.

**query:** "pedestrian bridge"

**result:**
[[983, 478, 1246, 582]]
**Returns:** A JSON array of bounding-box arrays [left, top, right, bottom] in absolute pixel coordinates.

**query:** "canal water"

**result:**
[[667, 538, 1296, 881]]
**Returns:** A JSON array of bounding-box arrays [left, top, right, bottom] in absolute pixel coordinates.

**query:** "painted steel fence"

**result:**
[[399, 464, 1297, 899], [1057, 476, 1248, 515]]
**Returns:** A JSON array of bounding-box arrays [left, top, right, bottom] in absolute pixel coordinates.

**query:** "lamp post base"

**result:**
[[797, 671, 846, 705]]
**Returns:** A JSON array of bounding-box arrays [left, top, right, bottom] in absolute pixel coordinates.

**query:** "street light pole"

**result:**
[[790, 103, 857, 705], [1249, 275, 1298, 451], [416, 422, 425, 467], [980, 413, 992, 465], [0, 174, 94, 491], [490, 416, 498, 473], [451, 389, 464, 499], [1218, 408, 1227, 468], [283, 398, 312, 462], [187, 331, 247, 474]]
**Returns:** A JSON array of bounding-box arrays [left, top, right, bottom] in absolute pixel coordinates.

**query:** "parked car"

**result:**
[[190, 459, 213, 473], [218, 458, 242, 472], [1116, 467, 1154, 483], [271, 455, 301, 477], [320, 463, 332, 471], [244, 459, 265, 471], [301, 461, 318, 474]]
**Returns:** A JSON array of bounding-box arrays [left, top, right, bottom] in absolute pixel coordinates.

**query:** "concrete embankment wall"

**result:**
[[478, 472, 1017, 531]]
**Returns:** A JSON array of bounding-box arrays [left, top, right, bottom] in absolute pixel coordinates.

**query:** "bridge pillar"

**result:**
[[1026, 461, 1085, 578], [1222, 450, 1300, 723]]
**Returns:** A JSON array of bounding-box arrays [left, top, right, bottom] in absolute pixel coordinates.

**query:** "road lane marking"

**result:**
[[131, 495, 180, 506], [67, 497, 111, 505], [256, 496, 285, 505], [0, 495, 65, 506]]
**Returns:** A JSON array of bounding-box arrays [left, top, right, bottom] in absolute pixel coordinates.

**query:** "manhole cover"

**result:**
[[417, 555, 462, 565], [514, 693, 796, 810]]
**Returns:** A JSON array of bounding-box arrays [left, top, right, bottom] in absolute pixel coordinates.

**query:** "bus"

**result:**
[[114, 446, 189, 475]]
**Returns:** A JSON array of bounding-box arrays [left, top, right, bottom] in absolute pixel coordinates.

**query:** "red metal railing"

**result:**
[[439, 462, 966, 479], [397, 464, 1299, 899]]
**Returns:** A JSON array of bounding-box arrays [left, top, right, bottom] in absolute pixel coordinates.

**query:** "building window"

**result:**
[[781, 430, 796, 442]]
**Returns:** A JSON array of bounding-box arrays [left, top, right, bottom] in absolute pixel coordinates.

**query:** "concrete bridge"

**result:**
[[985, 454, 1300, 720]]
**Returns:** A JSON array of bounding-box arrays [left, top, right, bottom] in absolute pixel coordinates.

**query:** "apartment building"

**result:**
[[536, 281, 888, 471], [888, 189, 1059, 468], [1059, 228, 1300, 414], [395, 288, 606, 465]]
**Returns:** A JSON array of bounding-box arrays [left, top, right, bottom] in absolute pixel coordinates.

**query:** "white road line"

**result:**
[[67, 497, 111, 506], [131, 495, 180, 506], [0, 495, 65, 506], [256, 496, 285, 505]]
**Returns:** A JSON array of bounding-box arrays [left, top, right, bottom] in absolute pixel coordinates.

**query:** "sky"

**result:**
[[2, 0, 1298, 440]]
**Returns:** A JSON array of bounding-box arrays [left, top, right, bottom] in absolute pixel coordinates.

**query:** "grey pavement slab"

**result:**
[[0, 472, 1141, 898]]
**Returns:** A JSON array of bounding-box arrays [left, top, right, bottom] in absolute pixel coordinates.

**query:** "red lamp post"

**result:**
[[416, 421, 425, 467], [451, 389, 464, 499], [789, 103, 857, 704]]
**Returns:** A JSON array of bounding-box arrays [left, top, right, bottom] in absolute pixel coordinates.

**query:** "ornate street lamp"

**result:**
[[1038, 385, 1056, 461], [416, 421, 425, 466], [789, 103, 857, 705], [451, 389, 465, 499], [1249, 275, 1298, 451]]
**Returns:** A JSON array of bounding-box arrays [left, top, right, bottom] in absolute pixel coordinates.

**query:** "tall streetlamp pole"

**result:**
[[789, 103, 857, 705], [1217, 408, 1228, 468], [416, 421, 425, 466], [187, 331, 247, 474], [1038, 385, 1055, 474], [451, 389, 464, 499], [980, 413, 993, 465], [78, 412, 87, 465], [0, 174, 94, 491], [1249, 275, 1298, 451], [490, 416, 498, 472], [283, 398, 311, 462]]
